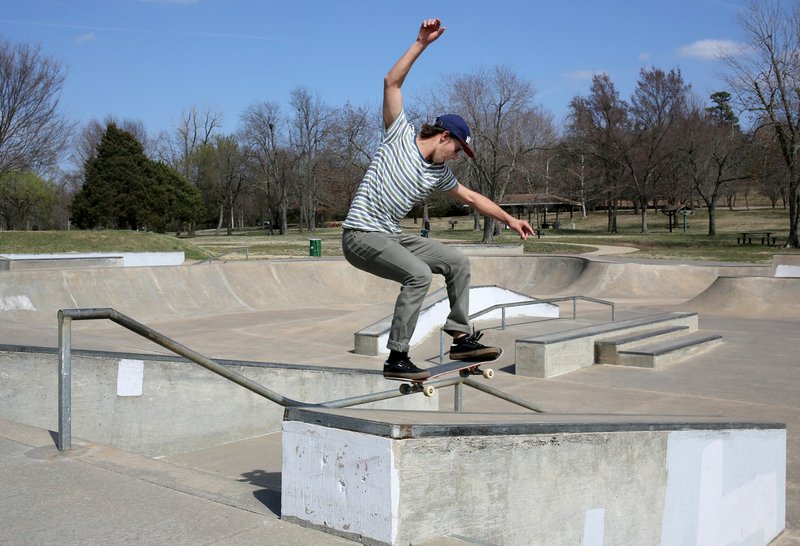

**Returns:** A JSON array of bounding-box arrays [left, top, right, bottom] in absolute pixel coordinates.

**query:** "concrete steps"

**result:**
[[595, 326, 691, 364], [595, 323, 723, 368], [516, 312, 724, 377], [613, 332, 724, 368], [516, 312, 699, 378]]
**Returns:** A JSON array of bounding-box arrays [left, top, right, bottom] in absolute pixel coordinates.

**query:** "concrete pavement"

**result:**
[[0, 253, 798, 544]]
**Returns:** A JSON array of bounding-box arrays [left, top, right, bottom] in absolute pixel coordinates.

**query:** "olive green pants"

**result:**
[[342, 229, 471, 353]]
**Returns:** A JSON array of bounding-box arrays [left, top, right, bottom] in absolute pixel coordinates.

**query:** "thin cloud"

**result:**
[[677, 39, 748, 60], [74, 32, 96, 44], [563, 69, 608, 83], [0, 19, 281, 42]]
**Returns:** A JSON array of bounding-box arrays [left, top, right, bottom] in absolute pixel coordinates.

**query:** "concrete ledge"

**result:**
[[354, 285, 559, 356], [281, 408, 786, 546], [0, 252, 184, 270], [516, 312, 698, 378], [0, 255, 124, 270], [0, 347, 434, 456]]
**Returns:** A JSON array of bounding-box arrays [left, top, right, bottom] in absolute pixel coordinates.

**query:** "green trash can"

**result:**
[[309, 238, 322, 257]]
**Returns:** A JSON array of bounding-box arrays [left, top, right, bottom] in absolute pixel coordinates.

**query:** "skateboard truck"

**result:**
[[389, 352, 501, 397]]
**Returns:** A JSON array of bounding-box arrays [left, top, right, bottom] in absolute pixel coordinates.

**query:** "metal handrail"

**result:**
[[57, 307, 543, 452], [439, 295, 616, 364]]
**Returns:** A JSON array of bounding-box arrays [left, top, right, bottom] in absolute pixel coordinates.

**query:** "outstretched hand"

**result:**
[[418, 18, 445, 45], [509, 218, 536, 241]]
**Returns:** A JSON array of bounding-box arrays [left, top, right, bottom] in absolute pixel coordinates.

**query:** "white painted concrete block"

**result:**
[[281, 421, 398, 544], [116, 359, 144, 397], [661, 429, 786, 546], [775, 264, 800, 278]]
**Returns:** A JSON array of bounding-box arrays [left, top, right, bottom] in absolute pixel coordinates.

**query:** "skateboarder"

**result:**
[[341, 18, 535, 380]]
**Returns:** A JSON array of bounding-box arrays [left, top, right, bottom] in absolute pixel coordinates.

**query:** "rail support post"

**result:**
[[57, 311, 72, 453]]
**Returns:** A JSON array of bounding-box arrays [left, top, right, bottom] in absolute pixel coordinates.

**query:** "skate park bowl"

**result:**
[[0, 253, 796, 544]]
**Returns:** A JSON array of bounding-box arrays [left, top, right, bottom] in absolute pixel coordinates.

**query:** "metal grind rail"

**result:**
[[57, 308, 544, 453]]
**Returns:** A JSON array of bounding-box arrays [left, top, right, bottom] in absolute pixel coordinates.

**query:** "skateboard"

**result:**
[[387, 349, 503, 397]]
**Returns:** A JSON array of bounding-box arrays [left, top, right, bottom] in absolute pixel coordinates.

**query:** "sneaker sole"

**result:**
[[450, 347, 501, 361], [384, 372, 431, 381]]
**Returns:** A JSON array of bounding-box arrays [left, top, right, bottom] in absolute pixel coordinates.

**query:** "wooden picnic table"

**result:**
[[737, 231, 775, 245]]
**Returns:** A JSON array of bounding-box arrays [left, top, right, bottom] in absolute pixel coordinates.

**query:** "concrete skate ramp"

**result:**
[[0, 261, 400, 326], [683, 276, 800, 319], [470, 255, 765, 299], [0, 256, 768, 330]]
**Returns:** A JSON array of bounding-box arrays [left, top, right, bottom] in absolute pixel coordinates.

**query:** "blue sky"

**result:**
[[2, 0, 751, 138]]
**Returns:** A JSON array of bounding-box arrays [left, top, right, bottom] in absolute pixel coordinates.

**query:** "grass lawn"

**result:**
[[1, 206, 798, 264], [0, 230, 211, 261]]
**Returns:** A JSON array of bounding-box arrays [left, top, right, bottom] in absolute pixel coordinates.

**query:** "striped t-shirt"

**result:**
[[342, 110, 458, 234]]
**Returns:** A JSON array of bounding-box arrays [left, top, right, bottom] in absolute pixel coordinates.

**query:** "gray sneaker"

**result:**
[[449, 331, 501, 361], [383, 357, 431, 380]]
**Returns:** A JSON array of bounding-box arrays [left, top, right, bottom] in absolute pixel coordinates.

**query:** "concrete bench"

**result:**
[[281, 407, 786, 546]]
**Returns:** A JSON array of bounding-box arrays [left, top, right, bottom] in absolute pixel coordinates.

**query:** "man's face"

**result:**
[[434, 132, 463, 163]]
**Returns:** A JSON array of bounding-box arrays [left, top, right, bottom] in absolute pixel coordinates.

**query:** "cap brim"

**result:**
[[456, 137, 475, 158]]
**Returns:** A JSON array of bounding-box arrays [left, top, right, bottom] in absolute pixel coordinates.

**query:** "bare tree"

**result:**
[[449, 65, 553, 242], [289, 86, 331, 231], [172, 106, 223, 178], [0, 39, 71, 177], [323, 102, 379, 217], [567, 74, 629, 233], [159, 106, 223, 235], [722, 1, 800, 247], [678, 97, 749, 236], [240, 100, 296, 234], [195, 135, 248, 236], [753, 132, 788, 209], [622, 67, 691, 233]]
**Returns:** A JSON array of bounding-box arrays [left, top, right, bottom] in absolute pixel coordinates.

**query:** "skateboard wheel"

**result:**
[[483, 368, 494, 379], [459, 369, 470, 378], [423, 385, 436, 397], [399, 384, 412, 395]]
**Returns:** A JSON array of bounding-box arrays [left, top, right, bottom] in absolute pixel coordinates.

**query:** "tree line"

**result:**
[[1, 2, 799, 246]]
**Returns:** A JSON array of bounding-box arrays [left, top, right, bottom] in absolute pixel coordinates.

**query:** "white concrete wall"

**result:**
[[281, 420, 786, 546]]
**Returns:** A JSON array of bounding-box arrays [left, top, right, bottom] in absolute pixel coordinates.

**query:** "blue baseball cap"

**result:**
[[435, 114, 475, 158]]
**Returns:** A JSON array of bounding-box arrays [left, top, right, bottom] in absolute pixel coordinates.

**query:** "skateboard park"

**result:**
[[0, 248, 797, 545]]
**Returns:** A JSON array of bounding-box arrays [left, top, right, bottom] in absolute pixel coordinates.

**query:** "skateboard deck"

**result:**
[[387, 349, 502, 397]]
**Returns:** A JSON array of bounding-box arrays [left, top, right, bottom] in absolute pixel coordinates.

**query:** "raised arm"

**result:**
[[383, 18, 446, 129]]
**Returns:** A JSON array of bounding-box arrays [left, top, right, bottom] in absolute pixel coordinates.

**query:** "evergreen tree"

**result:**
[[70, 124, 205, 232], [145, 161, 205, 233], [71, 123, 147, 229], [706, 91, 739, 128]]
